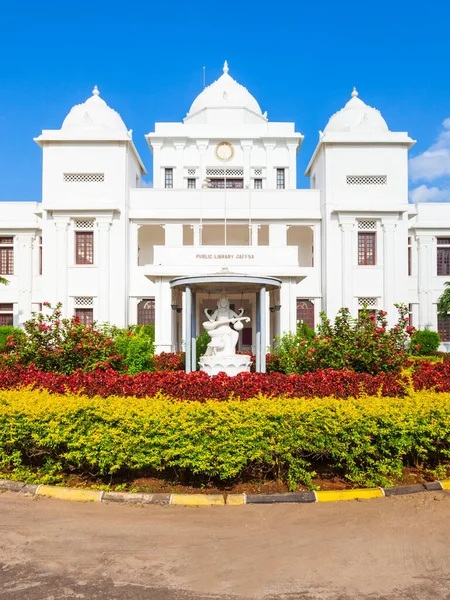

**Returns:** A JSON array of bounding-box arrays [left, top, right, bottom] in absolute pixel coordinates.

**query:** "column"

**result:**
[[15, 233, 34, 326], [155, 278, 173, 354], [264, 142, 276, 189], [279, 278, 294, 335], [130, 222, 140, 267], [287, 143, 298, 189], [151, 140, 163, 188], [54, 219, 69, 313], [339, 220, 354, 310], [382, 221, 397, 323], [191, 292, 197, 372], [255, 290, 261, 372], [197, 140, 209, 187], [241, 140, 253, 188], [192, 224, 202, 246], [174, 141, 186, 188], [96, 220, 111, 323], [185, 285, 192, 373], [260, 285, 267, 373], [417, 234, 434, 329], [250, 224, 259, 246]]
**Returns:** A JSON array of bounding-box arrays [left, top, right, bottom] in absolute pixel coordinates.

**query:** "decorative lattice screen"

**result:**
[[253, 168, 263, 176], [358, 220, 377, 231], [347, 175, 387, 185], [74, 219, 94, 230], [206, 167, 244, 177], [358, 297, 377, 307], [74, 297, 94, 307], [64, 173, 105, 183], [187, 168, 196, 176]]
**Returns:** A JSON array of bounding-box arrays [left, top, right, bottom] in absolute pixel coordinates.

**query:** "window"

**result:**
[[346, 175, 387, 185], [254, 179, 262, 189], [0, 303, 13, 326], [438, 314, 450, 342], [276, 168, 285, 189], [187, 178, 196, 189], [358, 232, 376, 265], [75, 308, 93, 326], [408, 304, 414, 328], [165, 168, 173, 189], [208, 179, 244, 189], [75, 232, 94, 265], [0, 237, 14, 275], [437, 238, 450, 276], [138, 299, 155, 326], [296, 299, 314, 330], [408, 237, 412, 276]]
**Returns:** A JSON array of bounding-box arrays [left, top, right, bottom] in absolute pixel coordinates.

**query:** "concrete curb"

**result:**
[[0, 478, 449, 506]]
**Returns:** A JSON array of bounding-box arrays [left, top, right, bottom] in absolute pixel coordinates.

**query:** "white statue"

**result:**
[[203, 295, 250, 357]]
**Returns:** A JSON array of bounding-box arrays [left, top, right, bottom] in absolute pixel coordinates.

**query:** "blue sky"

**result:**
[[1, 0, 449, 201]]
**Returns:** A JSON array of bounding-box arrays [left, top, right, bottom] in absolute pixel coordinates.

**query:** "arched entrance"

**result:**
[[170, 270, 281, 373]]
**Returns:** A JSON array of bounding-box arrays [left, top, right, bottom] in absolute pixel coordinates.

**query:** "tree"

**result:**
[[437, 282, 450, 317], [0, 276, 8, 286]]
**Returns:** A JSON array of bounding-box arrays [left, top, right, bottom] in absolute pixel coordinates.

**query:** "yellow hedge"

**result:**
[[1, 388, 450, 489]]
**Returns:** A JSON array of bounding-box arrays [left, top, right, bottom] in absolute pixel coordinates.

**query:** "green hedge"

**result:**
[[2, 388, 450, 489]]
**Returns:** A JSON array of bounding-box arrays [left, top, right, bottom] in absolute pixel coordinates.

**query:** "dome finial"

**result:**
[[92, 85, 100, 96], [223, 60, 229, 74], [351, 87, 358, 98]]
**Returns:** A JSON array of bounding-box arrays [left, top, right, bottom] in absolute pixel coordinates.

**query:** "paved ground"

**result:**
[[1, 491, 450, 599]]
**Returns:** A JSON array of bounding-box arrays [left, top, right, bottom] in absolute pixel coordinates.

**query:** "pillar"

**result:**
[[185, 285, 192, 373], [339, 220, 354, 310], [97, 220, 111, 323], [191, 292, 197, 372], [154, 278, 173, 353], [241, 140, 253, 188], [15, 233, 34, 326], [417, 234, 434, 329], [174, 142, 186, 188], [260, 285, 267, 372], [255, 290, 261, 372], [287, 142, 298, 189], [264, 141, 276, 189], [250, 224, 259, 246], [192, 224, 202, 246], [382, 221, 397, 323], [54, 219, 69, 313]]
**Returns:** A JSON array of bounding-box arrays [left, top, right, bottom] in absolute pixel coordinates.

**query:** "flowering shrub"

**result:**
[[153, 352, 185, 372], [273, 304, 414, 375], [0, 362, 410, 400], [4, 302, 124, 374], [2, 387, 450, 489], [410, 329, 441, 356]]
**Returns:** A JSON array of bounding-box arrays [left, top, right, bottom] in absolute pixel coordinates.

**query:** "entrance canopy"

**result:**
[[170, 270, 281, 373]]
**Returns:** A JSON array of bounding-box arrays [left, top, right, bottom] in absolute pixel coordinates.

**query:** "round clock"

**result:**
[[216, 141, 234, 162]]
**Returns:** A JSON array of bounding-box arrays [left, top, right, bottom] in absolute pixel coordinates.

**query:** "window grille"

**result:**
[[358, 232, 376, 265], [358, 220, 377, 231], [358, 297, 377, 307], [0, 303, 13, 326], [208, 179, 244, 189], [64, 173, 104, 183], [206, 167, 244, 177], [253, 168, 263, 176], [0, 236, 14, 275], [187, 178, 196, 189], [75, 308, 94, 326], [254, 179, 263, 189], [74, 297, 94, 307], [437, 238, 450, 276], [187, 168, 196, 176], [165, 168, 173, 189], [75, 232, 94, 265], [74, 219, 94, 230], [296, 299, 314, 330], [276, 168, 285, 189], [438, 314, 450, 342], [138, 299, 155, 326], [346, 175, 387, 185]]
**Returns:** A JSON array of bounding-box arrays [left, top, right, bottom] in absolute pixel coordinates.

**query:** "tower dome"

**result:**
[[324, 88, 389, 134], [61, 86, 128, 133], [185, 61, 265, 121]]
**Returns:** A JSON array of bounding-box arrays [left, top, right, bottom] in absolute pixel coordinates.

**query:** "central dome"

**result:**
[[186, 61, 264, 120]]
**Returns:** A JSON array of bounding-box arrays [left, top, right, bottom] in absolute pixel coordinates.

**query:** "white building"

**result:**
[[1, 62, 450, 359]]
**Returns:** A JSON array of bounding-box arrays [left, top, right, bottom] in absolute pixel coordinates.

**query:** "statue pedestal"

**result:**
[[199, 354, 252, 377]]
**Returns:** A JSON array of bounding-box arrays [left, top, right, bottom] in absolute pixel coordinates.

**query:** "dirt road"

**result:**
[[1, 490, 450, 599]]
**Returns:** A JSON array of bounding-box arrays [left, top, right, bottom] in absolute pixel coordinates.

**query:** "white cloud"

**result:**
[[409, 184, 450, 203], [409, 118, 450, 183]]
